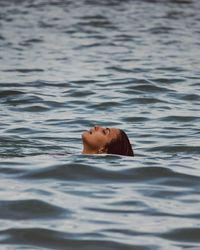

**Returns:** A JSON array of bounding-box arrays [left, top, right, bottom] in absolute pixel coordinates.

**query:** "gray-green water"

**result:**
[[0, 0, 200, 249]]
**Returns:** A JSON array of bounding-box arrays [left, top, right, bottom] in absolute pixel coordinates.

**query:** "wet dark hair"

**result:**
[[106, 130, 134, 157]]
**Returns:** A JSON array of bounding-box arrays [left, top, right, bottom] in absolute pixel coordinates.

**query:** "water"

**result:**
[[0, 0, 200, 249]]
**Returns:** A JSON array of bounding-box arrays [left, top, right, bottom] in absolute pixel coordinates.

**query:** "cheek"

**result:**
[[82, 133, 102, 148], [94, 133, 108, 146], [83, 132, 108, 148], [88, 133, 107, 147]]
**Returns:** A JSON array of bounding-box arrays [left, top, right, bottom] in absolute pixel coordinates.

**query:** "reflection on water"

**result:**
[[0, 0, 200, 249]]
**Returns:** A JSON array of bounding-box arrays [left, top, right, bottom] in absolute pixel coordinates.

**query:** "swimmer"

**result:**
[[82, 125, 134, 156]]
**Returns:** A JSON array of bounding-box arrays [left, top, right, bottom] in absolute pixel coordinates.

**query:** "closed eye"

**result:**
[[103, 128, 110, 135], [106, 128, 110, 134]]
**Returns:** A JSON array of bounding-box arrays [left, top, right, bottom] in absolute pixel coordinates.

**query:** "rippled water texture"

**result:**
[[0, 0, 200, 249]]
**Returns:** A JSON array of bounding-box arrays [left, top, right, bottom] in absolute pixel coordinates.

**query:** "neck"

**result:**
[[82, 145, 98, 155]]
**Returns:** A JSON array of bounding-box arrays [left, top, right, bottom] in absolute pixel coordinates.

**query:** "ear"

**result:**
[[98, 146, 108, 154]]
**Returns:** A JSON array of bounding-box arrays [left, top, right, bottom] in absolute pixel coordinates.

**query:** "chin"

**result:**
[[82, 131, 89, 140], [81, 131, 86, 139]]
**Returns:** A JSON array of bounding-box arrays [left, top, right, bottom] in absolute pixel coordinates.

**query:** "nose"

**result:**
[[94, 125, 101, 131]]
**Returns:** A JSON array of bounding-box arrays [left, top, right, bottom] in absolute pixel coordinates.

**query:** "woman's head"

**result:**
[[82, 126, 134, 156]]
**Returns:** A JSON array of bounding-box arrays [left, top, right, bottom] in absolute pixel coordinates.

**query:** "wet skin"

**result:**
[[82, 125, 120, 154]]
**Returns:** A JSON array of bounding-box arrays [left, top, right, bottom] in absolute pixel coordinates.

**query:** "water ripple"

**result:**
[[0, 0, 200, 249], [0, 199, 68, 220], [6, 163, 197, 190], [161, 227, 200, 243], [0, 228, 149, 250]]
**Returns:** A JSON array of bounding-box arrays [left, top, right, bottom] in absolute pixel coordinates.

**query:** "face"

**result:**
[[82, 126, 120, 152]]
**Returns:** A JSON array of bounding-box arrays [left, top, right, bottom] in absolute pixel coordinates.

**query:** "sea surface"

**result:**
[[0, 0, 200, 249]]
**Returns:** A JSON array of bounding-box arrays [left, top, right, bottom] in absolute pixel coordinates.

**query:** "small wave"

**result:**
[[14, 105, 50, 112], [16, 164, 200, 189], [181, 93, 200, 101], [0, 199, 68, 220], [0, 167, 24, 175], [25, 38, 43, 43], [1, 93, 44, 106], [148, 26, 174, 34], [76, 19, 114, 29], [148, 145, 200, 155], [0, 227, 148, 250], [0, 90, 25, 98], [159, 115, 200, 122], [122, 116, 149, 123], [38, 20, 57, 29], [71, 80, 101, 85], [130, 83, 170, 93], [88, 101, 122, 110], [64, 89, 95, 98], [161, 227, 200, 243], [76, 42, 111, 50], [106, 66, 137, 73], [19, 38, 43, 47], [125, 97, 168, 105], [156, 67, 184, 72], [3, 68, 44, 73], [4, 127, 38, 135], [149, 78, 184, 84]]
